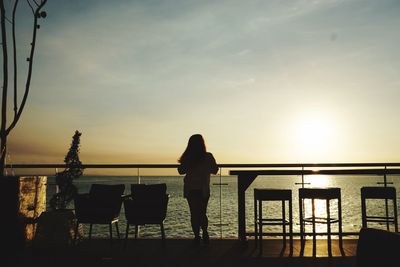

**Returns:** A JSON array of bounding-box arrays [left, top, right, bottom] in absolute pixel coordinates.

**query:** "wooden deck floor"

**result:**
[[14, 238, 359, 267]]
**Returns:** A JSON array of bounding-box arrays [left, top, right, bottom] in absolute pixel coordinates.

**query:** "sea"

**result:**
[[46, 175, 400, 239]]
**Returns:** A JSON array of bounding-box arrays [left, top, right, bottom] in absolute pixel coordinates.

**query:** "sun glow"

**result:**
[[298, 117, 333, 147], [291, 113, 338, 160]]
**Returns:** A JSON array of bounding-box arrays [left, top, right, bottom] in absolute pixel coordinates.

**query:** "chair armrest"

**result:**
[[122, 194, 132, 200], [164, 194, 170, 203]]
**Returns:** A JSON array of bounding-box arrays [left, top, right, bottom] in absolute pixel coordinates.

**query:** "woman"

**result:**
[[178, 134, 219, 245]]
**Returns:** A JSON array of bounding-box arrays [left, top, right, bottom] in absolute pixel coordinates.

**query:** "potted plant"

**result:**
[[35, 130, 84, 247], [49, 130, 84, 210]]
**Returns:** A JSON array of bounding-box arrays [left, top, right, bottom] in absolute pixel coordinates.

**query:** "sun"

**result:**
[[292, 113, 337, 160], [298, 117, 332, 147]]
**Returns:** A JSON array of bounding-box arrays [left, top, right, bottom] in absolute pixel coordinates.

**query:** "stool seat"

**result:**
[[361, 186, 396, 199], [299, 187, 341, 200], [254, 188, 293, 254], [299, 187, 343, 256], [361, 186, 398, 232], [254, 188, 292, 200]]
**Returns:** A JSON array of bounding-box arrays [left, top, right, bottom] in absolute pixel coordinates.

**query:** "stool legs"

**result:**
[[326, 199, 331, 256], [254, 193, 258, 247], [394, 198, 399, 232], [338, 194, 343, 252], [254, 191, 293, 254], [289, 198, 293, 255], [258, 197, 263, 249], [289, 199, 293, 256], [299, 197, 305, 249], [282, 200, 286, 246], [312, 199, 316, 255], [385, 198, 390, 231], [299, 195, 343, 256]]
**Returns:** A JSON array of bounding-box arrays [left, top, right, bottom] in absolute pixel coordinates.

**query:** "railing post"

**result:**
[[219, 167, 222, 239], [55, 168, 59, 193], [212, 166, 229, 239], [384, 166, 387, 187], [384, 166, 390, 230], [295, 165, 310, 188]]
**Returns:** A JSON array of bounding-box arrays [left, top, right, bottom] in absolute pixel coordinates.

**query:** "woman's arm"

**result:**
[[209, 153, 219, 174], [177, 164, 186, 174]]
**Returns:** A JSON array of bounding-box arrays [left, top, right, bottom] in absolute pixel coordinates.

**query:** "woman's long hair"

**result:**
[[178, 134, 207, 166]]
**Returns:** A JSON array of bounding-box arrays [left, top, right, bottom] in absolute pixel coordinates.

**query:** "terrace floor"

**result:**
[[14, 238, 359, 267]]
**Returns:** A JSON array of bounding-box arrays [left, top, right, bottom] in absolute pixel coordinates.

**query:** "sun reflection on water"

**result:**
[[307, 175, 331, 187], [302, 175, 340, 235]]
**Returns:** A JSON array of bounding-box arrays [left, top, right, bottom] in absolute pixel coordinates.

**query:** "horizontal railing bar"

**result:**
[[230, 169, 400, 175], [221, 163, 400, 168], [7, 163, 180, 169], [6, 162, 400, 169]]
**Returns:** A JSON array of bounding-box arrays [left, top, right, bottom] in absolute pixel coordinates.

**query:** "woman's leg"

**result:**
[[200, 196, 210, 243], [199, 196, 209, 233], [187, 191, 201, 238]]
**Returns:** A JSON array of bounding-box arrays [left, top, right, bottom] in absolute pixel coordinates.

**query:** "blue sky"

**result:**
[[5, 0, 400, 172]]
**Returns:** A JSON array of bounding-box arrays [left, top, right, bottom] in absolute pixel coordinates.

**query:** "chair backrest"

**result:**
[[89, 184, 125, 209], [125, 184, 168, 223], [357, 227, 400, 267], [131, 183, 167, 199], [74, 184, 125, 222]]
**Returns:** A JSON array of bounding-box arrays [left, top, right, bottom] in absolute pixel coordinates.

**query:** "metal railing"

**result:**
[[6, 162, 400, 239]]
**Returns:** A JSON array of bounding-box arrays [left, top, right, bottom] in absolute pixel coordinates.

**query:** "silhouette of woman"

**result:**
[[178, 134, 219, 245]]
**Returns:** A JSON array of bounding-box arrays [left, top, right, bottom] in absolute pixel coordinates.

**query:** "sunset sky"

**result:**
[[5, 0, 400, 174]]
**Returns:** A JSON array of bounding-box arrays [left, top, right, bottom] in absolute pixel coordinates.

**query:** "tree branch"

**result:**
[[1, 1, 9, 128], [4, 16, 12, 24], [6, 0, 47, 135], [12, 0, 19, 118], [1, 0, 9, 168], [26, 0, 34, 14]]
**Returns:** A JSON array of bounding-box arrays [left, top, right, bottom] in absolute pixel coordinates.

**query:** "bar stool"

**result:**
[[299, 187, 343, 256], [361, 186, 398, 232], [254, 188, 293, 253]]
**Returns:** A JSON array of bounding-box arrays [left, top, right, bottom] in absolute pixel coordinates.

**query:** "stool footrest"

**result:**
[[259, 218, 289, 222], [365, 216, 396, 223], [301, 232, 342, 236], [303, 217, 339, 224], [258, 218, 290, 226]]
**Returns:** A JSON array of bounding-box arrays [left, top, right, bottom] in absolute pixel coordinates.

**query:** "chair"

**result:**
[[253, 188, 293, 254], [124, 183, 169, 247], [299, 187, 343, 256], [356, 227, 400, 267], [73, 184, 125, 245], [361, 186, 398, 232]]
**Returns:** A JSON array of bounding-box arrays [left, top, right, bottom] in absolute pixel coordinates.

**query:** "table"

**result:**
[[229, 168, 400, 242]]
